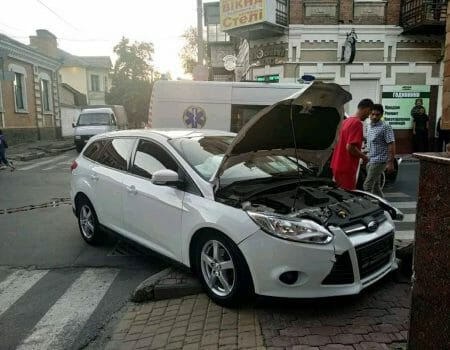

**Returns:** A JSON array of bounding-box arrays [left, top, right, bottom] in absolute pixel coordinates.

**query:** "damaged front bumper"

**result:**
[[239, 218, 397, 298]]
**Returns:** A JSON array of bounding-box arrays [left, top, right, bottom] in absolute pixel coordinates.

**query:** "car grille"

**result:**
[[322, 251, 354, 285], [342, 211, 387, 235], [356, 231, 394, 279]]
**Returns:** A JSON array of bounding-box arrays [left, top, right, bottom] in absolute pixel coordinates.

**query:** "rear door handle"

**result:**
[[90, 174, 99, 181], [126, 185, 137, 195]]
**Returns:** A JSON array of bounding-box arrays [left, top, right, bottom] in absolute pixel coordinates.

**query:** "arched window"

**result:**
[[9, 64, 28, 112], [39, 72, 53, 112]]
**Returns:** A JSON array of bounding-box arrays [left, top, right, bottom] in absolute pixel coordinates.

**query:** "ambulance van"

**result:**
[[148, 80, 309, 132]]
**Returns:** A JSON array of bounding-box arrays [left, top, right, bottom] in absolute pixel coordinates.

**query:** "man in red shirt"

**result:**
[[331, 99, 374, 190]]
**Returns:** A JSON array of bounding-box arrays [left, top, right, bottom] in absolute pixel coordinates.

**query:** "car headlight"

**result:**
[[247, 211, 333, 244]]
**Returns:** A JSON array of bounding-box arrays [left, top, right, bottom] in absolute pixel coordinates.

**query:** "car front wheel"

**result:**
[[195, 233, 253, 307], [77, 198, 103, 245]]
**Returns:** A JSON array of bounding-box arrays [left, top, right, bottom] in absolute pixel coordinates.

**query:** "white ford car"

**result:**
[[70, 82, 403, 306]]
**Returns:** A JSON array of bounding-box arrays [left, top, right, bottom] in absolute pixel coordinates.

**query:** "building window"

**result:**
[[276, 0, 288, 26], [14, 72, 26, 111], [91, 74, 100, 91], [207, 24, 230, 42], [41, 79, 51, 112], [0, 82, 3, 112]]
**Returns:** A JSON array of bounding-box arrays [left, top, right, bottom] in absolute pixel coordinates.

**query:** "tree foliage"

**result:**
[[179, 26, 207, 75], [107, 37, 157, 128], [113, 37, 155, 80]]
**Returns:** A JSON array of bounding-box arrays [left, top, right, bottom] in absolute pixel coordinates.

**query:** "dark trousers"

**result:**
[[413, 129, 428, 152], [0, 147, 10, 166], [435, 133, 450, 152]]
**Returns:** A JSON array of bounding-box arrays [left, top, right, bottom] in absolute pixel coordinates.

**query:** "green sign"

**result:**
[[381, 85, 430, 129], [256, 74, 279, 83]]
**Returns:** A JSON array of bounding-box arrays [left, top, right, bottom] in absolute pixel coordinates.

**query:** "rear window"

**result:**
[[96, 138, 136, 171], [83, 140, 107, 161]]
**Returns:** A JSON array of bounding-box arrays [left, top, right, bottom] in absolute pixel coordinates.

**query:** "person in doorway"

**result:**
[[331, 98, 373, 190], [410, 98, 423, 119], [412, 106, 429, 152], [0, 130, 15, 171], [363, 104, 396, 197]]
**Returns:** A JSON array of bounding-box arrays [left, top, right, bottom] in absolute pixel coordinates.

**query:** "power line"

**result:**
[[36, 0, 80, 32], [0, 22, 25, 33]]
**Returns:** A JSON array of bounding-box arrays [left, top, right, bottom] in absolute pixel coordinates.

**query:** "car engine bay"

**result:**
[[216, 179, 386, 229]]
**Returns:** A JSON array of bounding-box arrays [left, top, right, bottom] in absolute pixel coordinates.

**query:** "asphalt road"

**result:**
[[0, 150, 167, 350]]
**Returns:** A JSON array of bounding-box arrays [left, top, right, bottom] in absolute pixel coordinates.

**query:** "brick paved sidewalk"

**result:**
[[105, 294, 265, 350], [103, 279, 410, 350]]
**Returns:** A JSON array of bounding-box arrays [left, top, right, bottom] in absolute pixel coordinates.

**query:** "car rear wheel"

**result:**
[[77, 198, 103, 245], [195, 233, 253, 307]]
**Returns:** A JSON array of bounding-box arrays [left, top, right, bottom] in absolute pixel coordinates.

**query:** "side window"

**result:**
[[131, 140, 178, 179], [83, 140, 107, 161], [96, 138, 135, 171]]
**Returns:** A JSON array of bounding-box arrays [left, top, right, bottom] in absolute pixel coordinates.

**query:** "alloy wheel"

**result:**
[[200, 240, 235, 297], [79, 205, 94, 240]]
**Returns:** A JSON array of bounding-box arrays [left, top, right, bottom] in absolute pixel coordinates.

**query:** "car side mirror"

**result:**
[[72, 123, 76, 128], [151, 169, 180, 186]]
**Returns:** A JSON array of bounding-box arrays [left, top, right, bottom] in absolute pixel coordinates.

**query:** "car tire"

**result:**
[[194, 233, 253, 307], [77, 198, 103, 245]]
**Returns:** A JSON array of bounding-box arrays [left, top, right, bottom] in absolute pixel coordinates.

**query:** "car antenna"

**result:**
[[289, 103, 302, 212]]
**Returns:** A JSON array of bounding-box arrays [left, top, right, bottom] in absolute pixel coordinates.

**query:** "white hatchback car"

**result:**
[[70, 82, 403, 306]]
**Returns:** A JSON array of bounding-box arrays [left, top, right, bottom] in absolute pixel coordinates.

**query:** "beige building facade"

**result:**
[[0, 33, 61, 143], [29, 30, 111, 106]]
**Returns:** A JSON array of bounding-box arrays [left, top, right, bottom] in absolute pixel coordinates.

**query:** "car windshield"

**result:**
[[77, 113, 110, 126], [169, 136, 310, 185]]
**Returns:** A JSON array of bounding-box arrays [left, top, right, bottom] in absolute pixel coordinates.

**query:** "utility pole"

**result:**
[[197, 0, 204, 66], [193, 0, 208, 80]]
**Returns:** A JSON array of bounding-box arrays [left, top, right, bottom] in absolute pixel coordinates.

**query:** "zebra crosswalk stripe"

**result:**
[[41, 165, 58, 171], [18, 155, 68, 171], [389, 201, 417, 209], [384, 192, 410, 198], [395, 230, 415, 241], [0, 270, 49, 317], [399, 213, 415, 222], [16, 268, 119, 350]]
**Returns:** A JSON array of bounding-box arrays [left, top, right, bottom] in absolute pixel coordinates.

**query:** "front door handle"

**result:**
[[90, 174, 99, 181], [126, 185, 137, 195]]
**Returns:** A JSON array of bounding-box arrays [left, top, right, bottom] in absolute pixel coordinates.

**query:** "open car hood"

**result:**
[[212, 81, 352, 183]]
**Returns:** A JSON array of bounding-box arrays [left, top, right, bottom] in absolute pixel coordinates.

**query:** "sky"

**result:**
[[1, 0, 214, 79]]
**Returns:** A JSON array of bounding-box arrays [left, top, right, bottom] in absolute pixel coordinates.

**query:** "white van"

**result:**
[[73, 106, 127, 152], [148, 80, 309, 132]]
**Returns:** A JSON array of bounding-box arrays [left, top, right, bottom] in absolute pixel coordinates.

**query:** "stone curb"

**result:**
[[153, 280, 202, 300], [130, 267, 173, 302], [131, 267, 203, 303]]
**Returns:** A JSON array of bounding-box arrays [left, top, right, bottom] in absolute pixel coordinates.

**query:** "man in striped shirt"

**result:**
[[363, 104, 396, 197]]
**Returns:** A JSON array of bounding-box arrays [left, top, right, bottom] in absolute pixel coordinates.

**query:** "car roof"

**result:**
[[95, 128, 236, 140], [81, 108, 113, 114]]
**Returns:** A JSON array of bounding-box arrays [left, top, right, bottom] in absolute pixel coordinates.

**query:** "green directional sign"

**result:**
[[256, 74, 279, 83], [381, 85, 430, 129]]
